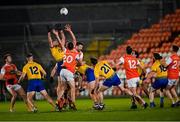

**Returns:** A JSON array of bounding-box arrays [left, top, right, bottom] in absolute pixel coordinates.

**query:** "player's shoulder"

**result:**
[[124, 54, 135, 60], [11, 63, 17, 68], [152, 61, 159, 67], [33, 62, 41, 66], [172, 53, 180, 59], [99, 60, 107, 64], [23, 63, 28, 69], [1, 64, 6, 70]]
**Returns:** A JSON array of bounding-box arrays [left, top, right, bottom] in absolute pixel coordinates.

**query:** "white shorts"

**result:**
[[168, 79, 178, 86], [60, 69, 74, 83], [127, 77, 140, 88], [6, 84, 21, 92]]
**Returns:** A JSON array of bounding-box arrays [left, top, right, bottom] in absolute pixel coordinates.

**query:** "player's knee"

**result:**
[[27, 94, 33, 101], [170, 87, 175, 92], [12, 93, 17, 98]]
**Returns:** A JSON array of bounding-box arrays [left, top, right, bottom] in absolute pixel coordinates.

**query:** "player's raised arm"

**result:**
[[48, 31, 54, 48], [65, 24, 77, 47], [60, 30, 66, 47], [52, 30, 65, 51]]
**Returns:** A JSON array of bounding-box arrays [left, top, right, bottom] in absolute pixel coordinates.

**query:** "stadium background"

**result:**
[[0, 0, 180, 100]]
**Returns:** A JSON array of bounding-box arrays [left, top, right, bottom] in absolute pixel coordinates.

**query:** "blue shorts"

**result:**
[[85, 68, 95, 83], [103, 73, 121, 87], [57, 60, 63, 76], [152, 78, 168, 90], [27, 79, 45, 92]]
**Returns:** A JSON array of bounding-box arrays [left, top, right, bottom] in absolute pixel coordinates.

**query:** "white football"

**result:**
[[60, 7, 68, 15]]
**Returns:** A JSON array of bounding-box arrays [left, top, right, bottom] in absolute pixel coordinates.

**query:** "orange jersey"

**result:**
[[63, 49, 79, 73], [167, 54, 180, 79], [1, 64, 18, 86], [120, 54, 140, 80]]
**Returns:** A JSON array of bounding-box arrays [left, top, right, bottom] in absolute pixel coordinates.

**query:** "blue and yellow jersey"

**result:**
[[138, 61, 144, 76], [22, 61, 44, 80], [50, 46, 64, 61], [151, 60, 167, 78], [94, 61, 114, 79], [77, 64, 91, 75]]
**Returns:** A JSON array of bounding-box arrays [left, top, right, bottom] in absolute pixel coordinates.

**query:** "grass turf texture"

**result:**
[[0, 98, 179, 121]]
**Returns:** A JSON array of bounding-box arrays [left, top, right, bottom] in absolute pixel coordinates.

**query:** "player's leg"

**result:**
[[165, 79, 176, 107], [64, 69, 76, 103], [68, 80, 75, 103], [128, 78, 148, 108], [130, 87, 147, 107], [171, 86, 180, 104], [56, 63, 64, 101], [88, 81, 98, 106], [15, 84, 32, 111], [35, 79, 57, 110], [96, 74, 121, 110], [149, 89, 156, 108], [40, 90, 56, 109], [165, 88, 176, 107], [57, 76, 66, 101], [64, 69, 77, 110], [141, 81, 149, 98], [96, 83, 108, 110], [57, 69, 70, 110], [170, 79, 180, 104], [67, 80, 77, 110], [6, 85, 17, 112], [159, 89, 164, 108], [27, 91, 37, 112], [86, 68, 99, 107]]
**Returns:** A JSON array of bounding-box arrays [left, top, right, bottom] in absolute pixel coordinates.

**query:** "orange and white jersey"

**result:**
[[119, 54, 140, 80], [166, 54, 180, 79], [63, 49, 79, 73], [75, 50, 83, 61]]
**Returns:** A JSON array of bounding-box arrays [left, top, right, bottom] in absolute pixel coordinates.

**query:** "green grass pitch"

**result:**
[[0, 97, 179, 121]]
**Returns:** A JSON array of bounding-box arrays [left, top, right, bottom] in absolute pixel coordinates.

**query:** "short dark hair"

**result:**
[[172, 45, 179, 52], [134, 50, 139, 58], [153, 53, 162, 60], [67, 42, 74, 50], [126, 46, 132, 55], [76, 42, 84, 46], [3, 53, 11, 61], [54, 23, 62, 31], [90, 57, 98, 65], [26, 53, 33, 58]]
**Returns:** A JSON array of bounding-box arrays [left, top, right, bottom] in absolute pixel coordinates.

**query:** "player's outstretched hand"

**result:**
[[65, 24, 72, 32], [52, 29, 59, 36]]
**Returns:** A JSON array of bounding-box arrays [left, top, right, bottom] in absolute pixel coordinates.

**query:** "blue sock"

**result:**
[[150, 102, 155, 107], [160, 97, 164, 104]]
